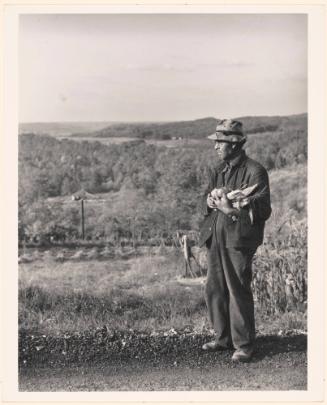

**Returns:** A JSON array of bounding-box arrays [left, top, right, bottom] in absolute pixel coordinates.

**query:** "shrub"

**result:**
[[253, 220, 307, 315]]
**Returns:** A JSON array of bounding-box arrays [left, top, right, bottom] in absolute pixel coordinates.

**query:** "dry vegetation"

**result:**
[[19, 214, 307, 338], [19, 250, 206, 335]]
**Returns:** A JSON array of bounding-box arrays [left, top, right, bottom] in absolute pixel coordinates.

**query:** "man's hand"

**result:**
[[213, 192, 235, 215], [207, 194, 217, 209], [207, 190, 239, 217]]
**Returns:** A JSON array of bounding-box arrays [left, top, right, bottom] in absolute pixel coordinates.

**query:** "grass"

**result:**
[[19, 222, 307, 337], [267, 164, 306, 224], [19, 251, 208, 335]]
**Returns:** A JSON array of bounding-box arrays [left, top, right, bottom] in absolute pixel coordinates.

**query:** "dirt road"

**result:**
[[19, 334, 306, 391]]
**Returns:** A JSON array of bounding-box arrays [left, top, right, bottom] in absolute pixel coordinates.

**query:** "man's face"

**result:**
[[214, 140, 235, 161]]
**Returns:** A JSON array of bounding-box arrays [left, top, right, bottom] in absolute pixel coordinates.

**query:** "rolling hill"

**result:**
[[19, 113, 307, 140], [70, 113, 307, 140]]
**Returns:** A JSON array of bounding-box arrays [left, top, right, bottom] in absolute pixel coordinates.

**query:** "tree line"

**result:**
[[18, 127, 307, 245]]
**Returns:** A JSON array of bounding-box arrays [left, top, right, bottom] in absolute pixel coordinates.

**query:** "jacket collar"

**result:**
[[223, 149, 247, 171]]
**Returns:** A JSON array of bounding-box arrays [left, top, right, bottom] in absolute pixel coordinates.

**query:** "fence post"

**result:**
[[81, 199, 85, 240]]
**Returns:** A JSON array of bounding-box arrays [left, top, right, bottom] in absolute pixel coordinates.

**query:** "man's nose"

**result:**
[[214, 142, 221, 150]]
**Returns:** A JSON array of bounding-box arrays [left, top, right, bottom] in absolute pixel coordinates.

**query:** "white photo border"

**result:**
[[1, 2, 326, 403]]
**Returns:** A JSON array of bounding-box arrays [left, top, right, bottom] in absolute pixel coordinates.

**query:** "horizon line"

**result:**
[[19, 112, 308, 125]]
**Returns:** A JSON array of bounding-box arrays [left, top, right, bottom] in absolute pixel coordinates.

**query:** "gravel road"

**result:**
[[19, 334, 306, 391]]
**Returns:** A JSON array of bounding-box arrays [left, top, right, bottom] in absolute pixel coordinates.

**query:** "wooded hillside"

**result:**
[[18, 114, 307, 244]]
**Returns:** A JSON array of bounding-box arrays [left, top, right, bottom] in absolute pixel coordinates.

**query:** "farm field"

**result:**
[[43, 135, 205, 149], [19, 249, 206, 335], [19, 122, 112, 137], [19, 231, 307, 339]]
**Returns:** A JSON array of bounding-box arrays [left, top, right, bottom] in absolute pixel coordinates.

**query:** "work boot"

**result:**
[[202, 340, 231, 351], [231, 347, 254, 362]]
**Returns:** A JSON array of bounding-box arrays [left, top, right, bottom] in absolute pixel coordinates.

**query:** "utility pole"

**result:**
[[72, 195, 85, 240], [71, 190, 106, 241]]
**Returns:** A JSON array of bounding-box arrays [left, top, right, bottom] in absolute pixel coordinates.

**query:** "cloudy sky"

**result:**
[[19, 14, 307, 122]]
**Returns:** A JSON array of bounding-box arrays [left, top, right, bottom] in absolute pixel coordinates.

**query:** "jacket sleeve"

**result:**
[[198, 168, 216, 217], [247, 166, 272, 223]]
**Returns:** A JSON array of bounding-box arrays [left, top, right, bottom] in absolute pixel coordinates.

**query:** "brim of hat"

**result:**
[[207, 133, 243, 143], [207, 133, 219, 140]]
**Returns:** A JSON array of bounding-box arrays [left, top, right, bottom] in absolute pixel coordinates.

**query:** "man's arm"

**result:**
[[247, 166, 272, 223], [200, 164, 271, 223]]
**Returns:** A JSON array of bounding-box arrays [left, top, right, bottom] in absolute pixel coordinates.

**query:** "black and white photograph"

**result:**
[[1, 3, 326, 402]]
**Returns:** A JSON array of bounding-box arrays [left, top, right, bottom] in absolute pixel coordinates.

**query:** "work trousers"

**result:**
[[205, 214, 256, 350]]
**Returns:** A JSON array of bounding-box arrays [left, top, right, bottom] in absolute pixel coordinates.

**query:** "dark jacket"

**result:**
[[198, 150, 272, 249]]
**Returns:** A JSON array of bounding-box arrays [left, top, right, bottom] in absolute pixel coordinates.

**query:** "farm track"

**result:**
[[19, 333, 306, 391]]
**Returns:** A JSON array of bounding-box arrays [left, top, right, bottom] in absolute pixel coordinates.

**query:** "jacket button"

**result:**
[[209, 227, 212, 231]]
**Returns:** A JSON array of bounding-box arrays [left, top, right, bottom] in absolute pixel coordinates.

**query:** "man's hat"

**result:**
[[207, 119, 246, 143]]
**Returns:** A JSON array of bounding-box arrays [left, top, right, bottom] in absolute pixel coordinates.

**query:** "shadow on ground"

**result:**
[[251, 334, 306, 362]]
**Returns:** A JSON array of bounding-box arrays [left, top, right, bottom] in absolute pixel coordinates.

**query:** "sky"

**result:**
[[19, 14, 307, 122]]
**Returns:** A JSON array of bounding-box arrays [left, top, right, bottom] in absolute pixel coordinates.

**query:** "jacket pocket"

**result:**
[[226, 210, 260, 245], [239, 210, 255, 238]]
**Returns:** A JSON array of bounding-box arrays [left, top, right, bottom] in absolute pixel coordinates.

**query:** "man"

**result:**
[[198, 119, 271, 362]]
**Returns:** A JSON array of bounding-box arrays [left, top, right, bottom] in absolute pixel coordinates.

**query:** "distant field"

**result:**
[[57, 135, 205, 148], [19, 130, 206, 148], [19, 122, 112, 137], [59, 136, 137, 144], [19, 129, 207, 149]]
